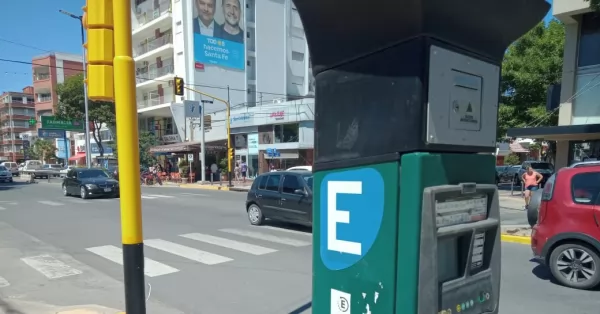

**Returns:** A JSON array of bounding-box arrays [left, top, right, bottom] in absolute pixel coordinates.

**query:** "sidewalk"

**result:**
[[0, 300, 123, 314], [179, 181, 252, 192]]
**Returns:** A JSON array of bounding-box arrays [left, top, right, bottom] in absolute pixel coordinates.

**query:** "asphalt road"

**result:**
[[0, 181, 596, 313]]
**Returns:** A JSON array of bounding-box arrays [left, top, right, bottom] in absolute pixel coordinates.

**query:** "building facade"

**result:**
[[508, 1, 600, 168], [0, 88, 36, 162], [132, 0, 314, 149], [31, 53, 83, 120]]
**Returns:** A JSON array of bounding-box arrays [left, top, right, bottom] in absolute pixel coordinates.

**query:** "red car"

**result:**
[[531, 165, 600, 290]]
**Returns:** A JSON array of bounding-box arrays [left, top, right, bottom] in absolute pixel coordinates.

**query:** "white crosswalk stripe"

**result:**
[[66, 199, 90, 204], [86, 245, 179, 277], [219, 228, 312, 247], [37, 201, 64, 206], [180, 233, 277, 255], [21, 254, 82, 279], [257, 226, 312, 237], [141, 194, 174, 199], [145, 239, 232, 265]]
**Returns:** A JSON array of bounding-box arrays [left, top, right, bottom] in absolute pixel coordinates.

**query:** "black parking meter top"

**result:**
[[293, 0, 550, 74]]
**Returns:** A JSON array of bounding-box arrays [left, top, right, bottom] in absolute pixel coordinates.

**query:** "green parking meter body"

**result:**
[[294, 0, 551, 313]]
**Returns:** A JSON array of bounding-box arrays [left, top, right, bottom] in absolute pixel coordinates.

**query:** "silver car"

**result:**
[[0, 166, 13, 183]]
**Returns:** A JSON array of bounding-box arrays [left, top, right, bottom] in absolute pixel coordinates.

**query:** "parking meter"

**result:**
[[292, 0, 551, 313]]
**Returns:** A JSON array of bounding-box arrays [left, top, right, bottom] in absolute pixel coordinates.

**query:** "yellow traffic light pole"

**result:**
[[112, 1, 146, 313], [183, 86, 234, 187]]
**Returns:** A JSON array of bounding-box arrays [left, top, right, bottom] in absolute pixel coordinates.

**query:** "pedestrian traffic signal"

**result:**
[[174, 77, 184, 96], [83, 0, 114, 101]]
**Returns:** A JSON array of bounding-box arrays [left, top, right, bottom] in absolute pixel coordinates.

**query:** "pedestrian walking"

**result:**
[[240, 160, 248, 183], [522, 166, 542, 210]]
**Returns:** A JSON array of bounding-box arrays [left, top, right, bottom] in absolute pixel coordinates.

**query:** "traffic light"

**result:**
[[228, 147, 234, 161], [83, 0, 114, 101], [174, 77, 184, 96]]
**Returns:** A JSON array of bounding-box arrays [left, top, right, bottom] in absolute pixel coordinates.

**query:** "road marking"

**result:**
[[179, 192, 207, 196], [141, 195, 157, 199], [0, 276, 9, 288], [21, 254, 83, 279], [144, 239, 233, 265], [37, 201, 64, 206], [86, 245, 179, 277], [180, 233, 277, 255], [258, 226, 313, 237], [66, 199, 90, 204], [219, 228, 311, 247], [143, 194, 174, 198]]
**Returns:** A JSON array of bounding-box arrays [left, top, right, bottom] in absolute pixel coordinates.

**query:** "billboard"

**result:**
[[193, 0, 245, 70], [55, 138, 71, 160]]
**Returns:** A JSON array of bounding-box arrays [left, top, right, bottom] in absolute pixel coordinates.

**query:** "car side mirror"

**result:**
[[294, 189, 306, 195]]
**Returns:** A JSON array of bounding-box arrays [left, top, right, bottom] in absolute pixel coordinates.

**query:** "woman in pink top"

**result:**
[[521, 166, 542, 210]]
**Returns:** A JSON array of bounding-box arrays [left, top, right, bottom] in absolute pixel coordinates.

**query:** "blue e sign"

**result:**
[[320, 167, 385, 270]]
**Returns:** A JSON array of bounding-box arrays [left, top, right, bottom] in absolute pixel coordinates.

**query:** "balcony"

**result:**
[[37, 95, 52, 103], [34, 73, 50, 81], [136, 58, 175, 89], [132, 0, 172, 37], [137, 90, 174, 109], [1, 139, 23, 145], [133, 30, 173, 62]]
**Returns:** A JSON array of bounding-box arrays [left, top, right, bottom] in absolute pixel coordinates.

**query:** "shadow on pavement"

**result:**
[[289, 301, 312, 314], [266, 220, 312, 234], [0, 298, 25, 314], [0, 181, 29, 191]]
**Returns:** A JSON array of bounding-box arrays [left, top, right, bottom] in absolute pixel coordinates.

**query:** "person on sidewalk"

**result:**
[[522, 166, 542, 210], [240, 160, 248, 183]]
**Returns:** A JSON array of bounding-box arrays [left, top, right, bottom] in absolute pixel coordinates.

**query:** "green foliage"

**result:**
[[138, 131, 159, 168], [219, 158, 228, 170], [498, 21, 565, 140], [585, 0, 600, 12], [55, 74, 116, 156], [28, 139, 57, 162], [504, 154, 521, 166]]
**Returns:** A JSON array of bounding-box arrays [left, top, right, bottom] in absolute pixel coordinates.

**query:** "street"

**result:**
[[0, 181, 597, 313]]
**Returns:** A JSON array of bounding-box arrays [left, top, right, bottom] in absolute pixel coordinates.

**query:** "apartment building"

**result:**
[[31, 52, 83, 121], [508, 0, 600, 168], [0, 88, 36, 162], [132, 0, 314, 148]]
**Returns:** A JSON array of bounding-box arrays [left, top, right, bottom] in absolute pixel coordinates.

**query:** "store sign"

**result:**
[[230, 113, 253, 126], [248, 134, 259, 155], [76, 143, 114, 154], [266, 148, 281, 157], [162, 134, 180, 143], [270, 111, 285, 120]]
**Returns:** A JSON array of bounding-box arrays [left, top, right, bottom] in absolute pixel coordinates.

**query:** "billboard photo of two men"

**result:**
[[193, 0, 245, 70]]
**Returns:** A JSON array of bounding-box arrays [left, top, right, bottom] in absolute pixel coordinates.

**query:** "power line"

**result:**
[[0, 37, 52, 53], [0, 57, 311, 99]]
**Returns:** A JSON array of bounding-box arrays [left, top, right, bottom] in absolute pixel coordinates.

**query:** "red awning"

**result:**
[[68, 152, 86, 161]]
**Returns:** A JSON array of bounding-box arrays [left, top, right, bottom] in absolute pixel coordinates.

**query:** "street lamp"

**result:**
[[59, 9, 92, 169]]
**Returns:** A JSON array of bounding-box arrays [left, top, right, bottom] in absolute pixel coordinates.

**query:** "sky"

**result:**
[[0, 0, 557, 94]]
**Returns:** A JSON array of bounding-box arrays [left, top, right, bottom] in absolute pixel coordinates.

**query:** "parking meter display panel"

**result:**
[[419, 183, 501, 314], [312, 161, 400, 314]]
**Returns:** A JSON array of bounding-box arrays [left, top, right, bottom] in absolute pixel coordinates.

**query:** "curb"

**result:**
[[500, 234, 531, 245], [180, 184, 230, 191]]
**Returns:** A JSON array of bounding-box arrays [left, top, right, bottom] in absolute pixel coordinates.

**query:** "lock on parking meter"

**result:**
[[292, 0, 550, 313]]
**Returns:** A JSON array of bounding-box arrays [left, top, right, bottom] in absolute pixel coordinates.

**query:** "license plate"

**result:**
[[104, 188, 111, 192]]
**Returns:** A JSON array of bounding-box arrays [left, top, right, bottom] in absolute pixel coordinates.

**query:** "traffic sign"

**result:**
[[41, 116, 84, 131], [38, 128, 66, 139], [319, 167, 384, 270], [184, 100, 201, 118]]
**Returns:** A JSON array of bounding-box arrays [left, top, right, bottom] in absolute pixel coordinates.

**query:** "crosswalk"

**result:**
[[0, 192, 209, 209], [85, 226, 312, 278]]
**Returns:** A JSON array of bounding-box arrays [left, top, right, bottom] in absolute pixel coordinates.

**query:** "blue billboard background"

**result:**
[[194, 34, 245, 70], [55, 138, 71, 160]]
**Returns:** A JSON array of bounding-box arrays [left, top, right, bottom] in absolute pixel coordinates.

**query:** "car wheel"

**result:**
[[247, 204, 265, 226], [80, 186, 88, 199], [63, 185, 70, 196], [549, 243, 600, 290]]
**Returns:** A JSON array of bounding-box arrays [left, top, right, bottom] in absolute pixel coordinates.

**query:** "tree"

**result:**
[[585, 0, 600, 12], [498, 21, 565, 140], [55, 74, 116, 156], [504, 153, 521, 166], [112, 131, 159, 168], [28, 139, 57, 163]]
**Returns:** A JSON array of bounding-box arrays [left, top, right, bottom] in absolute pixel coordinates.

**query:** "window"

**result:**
[[274, 123, 299, 143], [292, 52, 304, 61], [258, 175, 268, 189], [579, 13, 600, 67], [571, 172, 600, 204], [572, 70, 600, 124], [282, 175, 302, 194], [302, 174, 313, 190], [265, 175, 281, 191]]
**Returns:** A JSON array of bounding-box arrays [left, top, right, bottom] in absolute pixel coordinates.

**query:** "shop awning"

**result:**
[[507, 124, 600, 141], [68, 152, 85, 161], [149, 142, 201, 153]]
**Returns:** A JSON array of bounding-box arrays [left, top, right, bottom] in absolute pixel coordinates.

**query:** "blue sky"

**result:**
[[0, 0, 556, 93]]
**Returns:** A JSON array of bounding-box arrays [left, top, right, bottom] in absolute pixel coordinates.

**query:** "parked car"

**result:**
[[530, 165, 600, 290], [287, 166, 312, 172], [0, 162, 19, 176], [0, 166, 13, 183], [42, 164, 64, 177], [245, 171, 313, 226], [514, 161, 554, 187], [62, 168, 120, 199]]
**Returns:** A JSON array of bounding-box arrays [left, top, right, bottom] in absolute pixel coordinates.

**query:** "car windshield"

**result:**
[[78, 170, 109, 179], [530, 162, 554, 170], [0, 166, 7, 171], [302, 174, 313, 190]]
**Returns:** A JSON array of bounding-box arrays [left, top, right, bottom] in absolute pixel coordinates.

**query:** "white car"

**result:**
[[0, 166, 13, 183], [287, 166, 312, 172]]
